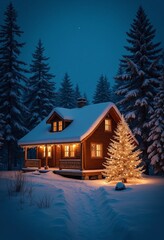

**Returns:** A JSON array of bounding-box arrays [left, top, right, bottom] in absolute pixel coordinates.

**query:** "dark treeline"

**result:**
[[0, 3, 163, 174]]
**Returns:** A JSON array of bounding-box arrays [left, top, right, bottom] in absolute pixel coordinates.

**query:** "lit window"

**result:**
[[43, 146, 45, 157], [53, 122, 57, 131], [58, 121, 63, 131], [43, 146, 52, 157], [105, 119, 112, 131], [64, 145, 69, 157], [91, 144, 102, 158], [70, 145, 75, 157], [48, 146, 51, 157], [64, 144, 75, 157], [96, 144, 102, 157]]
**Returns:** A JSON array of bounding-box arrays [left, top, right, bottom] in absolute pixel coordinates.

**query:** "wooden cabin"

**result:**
[[18, 100, 126, 179]]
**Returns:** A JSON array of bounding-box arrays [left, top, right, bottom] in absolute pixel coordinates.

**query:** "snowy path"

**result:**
[[67, 186, 103, 240], [65, 186, 134, 240]]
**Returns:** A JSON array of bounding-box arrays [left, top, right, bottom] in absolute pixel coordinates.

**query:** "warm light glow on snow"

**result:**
[[101, 176, 154, 186]]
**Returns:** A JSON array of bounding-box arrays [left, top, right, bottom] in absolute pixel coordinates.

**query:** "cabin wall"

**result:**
[[83, 114, 117, 170]]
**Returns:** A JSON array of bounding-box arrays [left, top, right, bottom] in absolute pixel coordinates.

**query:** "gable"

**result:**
[[46, 112, 63, 123], [46, 111, 73, 133], [81, 106, 119, 142], [79, 105, 121, 141]]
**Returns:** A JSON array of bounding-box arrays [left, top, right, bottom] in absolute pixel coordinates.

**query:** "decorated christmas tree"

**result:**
[[102, 116, 143, 183]]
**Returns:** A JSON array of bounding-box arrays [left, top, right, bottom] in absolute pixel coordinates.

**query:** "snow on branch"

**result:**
[[126, 58, 139, 75], [133, 127, 141, 136], [135, 98, 148, 107], [116, 74, 131, 80], [11, 106, 21, 115], [142, 78, 159, 87], [148, 57, 160, 72], [125, 112, 136, 120], [125, 89, 139, 98]]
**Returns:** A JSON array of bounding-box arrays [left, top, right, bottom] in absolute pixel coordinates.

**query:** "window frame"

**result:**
[[58, 121, 63, 131], [91, 143, 103, 158], [47, 146, 51, 157], [52, 121, 57, 132], [43, 145, 52, 158], [64, 144, 76, 158], [105, 119, 112, 132], [52, 121, 63, 132], [64, 145, 69, 157]]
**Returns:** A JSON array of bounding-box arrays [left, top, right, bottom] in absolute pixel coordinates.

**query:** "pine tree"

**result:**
[[112, 64, 125, 107], [102, 116, 143, 183], [58, 73, 74, 108], [25, 39, 55, 130], [0, 3, 28, 169], [115, 6, 162, 173], [147, 60, 164, 174], [93, 75, 111, 104]]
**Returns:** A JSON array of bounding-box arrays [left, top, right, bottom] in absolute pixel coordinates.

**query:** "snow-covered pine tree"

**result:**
[[58, 73, 75, 108], [112, 64, 125, 107], [147, 60, 164, 174], [102, 116, 143, 183], [25, 39, 55, 130], [0, 3, 28, 169], [93, 75, 111, 104], [115, 6, 162, 174]]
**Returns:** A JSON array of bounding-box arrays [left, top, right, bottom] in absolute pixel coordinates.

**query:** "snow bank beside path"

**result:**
[[0, 171, 164, 240]]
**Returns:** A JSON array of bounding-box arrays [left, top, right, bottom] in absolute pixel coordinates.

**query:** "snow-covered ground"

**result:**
[[0, 171, 164, 240]]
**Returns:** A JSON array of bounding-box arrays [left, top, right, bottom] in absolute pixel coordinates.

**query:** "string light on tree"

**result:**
[[102, 115, 143, 183]]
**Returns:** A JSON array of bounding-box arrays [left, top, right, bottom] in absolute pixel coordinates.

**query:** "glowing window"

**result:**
[[64, 144, 75, 157], [91, 144, 102, 158], [48, 146, 51, 157], [43, 146, 52, 157], [58, 121, 63, 131], [64, 145, 69, 157], [70, 145, 75, 157], [43, 146, 46, 157], [105, 119, 112, 131], [53, 122, 57, 131]]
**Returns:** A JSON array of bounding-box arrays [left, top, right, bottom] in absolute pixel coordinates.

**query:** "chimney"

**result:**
[[77, 97, 87, 108]]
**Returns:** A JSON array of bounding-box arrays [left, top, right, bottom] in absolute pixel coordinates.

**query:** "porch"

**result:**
[[59, 159, 81, 170], [23, 158, 82, 170], [23, 143, 81, 169], [24, 159, 41, 169]]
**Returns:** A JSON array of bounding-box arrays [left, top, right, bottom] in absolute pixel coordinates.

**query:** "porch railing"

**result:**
[[24, 159, 41, 169], [59, 159, 81, 170]]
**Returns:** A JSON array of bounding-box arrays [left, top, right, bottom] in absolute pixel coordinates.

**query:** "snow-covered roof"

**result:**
[[18, 102, 121, 145]]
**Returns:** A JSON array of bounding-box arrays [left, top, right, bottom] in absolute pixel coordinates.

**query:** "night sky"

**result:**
[[0, 0, 164, 100]]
